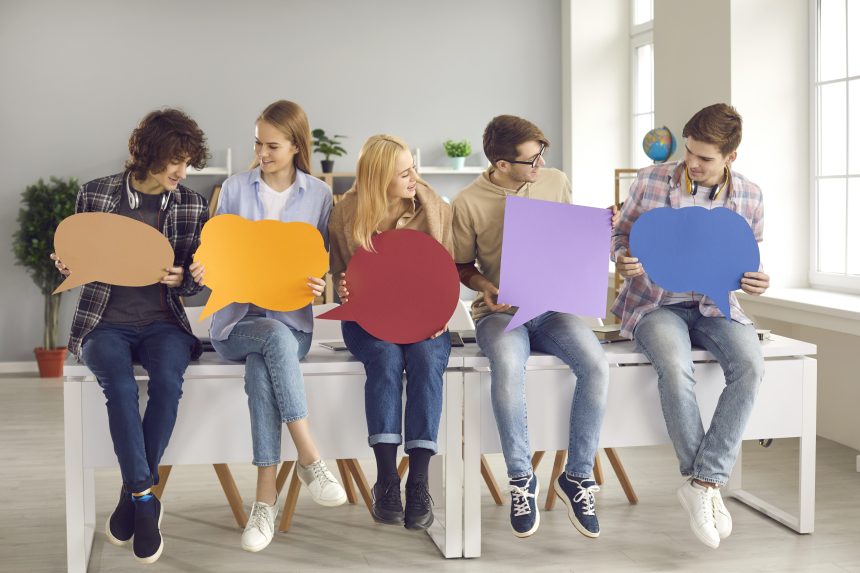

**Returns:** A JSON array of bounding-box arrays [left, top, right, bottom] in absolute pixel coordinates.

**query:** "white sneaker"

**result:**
[[297, 459, 348, 507], [241, 500, 278, 553], [712, 488, 733, 539], [676, 479, 721, 549]]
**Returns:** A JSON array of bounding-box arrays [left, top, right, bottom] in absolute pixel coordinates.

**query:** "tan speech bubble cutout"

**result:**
[[53, 212, 175, 294], [194, 214, 329, 320]]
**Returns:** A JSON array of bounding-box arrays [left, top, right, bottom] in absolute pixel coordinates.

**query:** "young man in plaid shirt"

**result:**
[[612, 103, 770, 549], [51, 109, 209, 564]]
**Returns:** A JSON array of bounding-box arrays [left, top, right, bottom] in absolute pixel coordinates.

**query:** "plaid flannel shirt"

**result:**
[[610, 161, 764, 339], [66, 172, 209, 359]]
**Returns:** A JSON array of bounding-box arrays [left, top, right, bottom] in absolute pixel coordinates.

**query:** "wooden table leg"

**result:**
[[344, 459, 373, 512], [397, 456, 410, 480], [278, 467, 302, 532], [336, 459, 357, 504], [531, 451, 546, 471], [480, 455, 504, 506], [604, 448, 638, 504], [151, 465, 172, 499], [545, 451, 566, 510], [213, 464, 248, 528], [594, 452, 605, 485]]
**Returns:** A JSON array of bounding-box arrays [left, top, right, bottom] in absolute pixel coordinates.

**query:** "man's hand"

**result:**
[[160, 266, 184, 288], [740, 271, 769, 295], [50, 253, 71, 277], [307, 276, 325, 297], [616, 249, 644, 278], [482, 284, 512, 313], [609, 204, 620, 229], [189, 261, 205, 285]]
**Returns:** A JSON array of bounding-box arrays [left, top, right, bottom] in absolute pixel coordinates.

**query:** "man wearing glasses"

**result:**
[[452, 115, 609, 539]]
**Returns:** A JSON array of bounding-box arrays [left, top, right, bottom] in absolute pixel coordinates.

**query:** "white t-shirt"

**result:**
[[259, 178, 294, 220], [662, 177, 730, 306]]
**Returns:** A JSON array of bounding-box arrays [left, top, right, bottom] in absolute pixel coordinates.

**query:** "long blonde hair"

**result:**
[[351, 134, 417, 251], [250, 100, 312, 173]]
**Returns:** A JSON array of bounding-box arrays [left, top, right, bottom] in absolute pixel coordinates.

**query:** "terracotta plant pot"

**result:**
[[34, 346, 67, 378]]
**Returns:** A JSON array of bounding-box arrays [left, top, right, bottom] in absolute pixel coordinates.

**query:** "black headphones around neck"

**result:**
[[126, 173, 170, 211]]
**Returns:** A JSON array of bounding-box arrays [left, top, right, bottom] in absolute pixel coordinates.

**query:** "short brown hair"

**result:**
[[483, 115, 549, 166], [125, 109, 209, 181], [682, 103, 743, 156]]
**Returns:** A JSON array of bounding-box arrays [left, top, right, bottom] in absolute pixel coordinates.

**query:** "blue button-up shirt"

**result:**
[[209, 167, 332, 340]]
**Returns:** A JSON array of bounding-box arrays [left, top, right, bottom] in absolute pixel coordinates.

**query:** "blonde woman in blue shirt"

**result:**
[[190, 100, 346, 552]]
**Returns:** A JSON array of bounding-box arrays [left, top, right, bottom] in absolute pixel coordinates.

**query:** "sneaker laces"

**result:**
[[510, 477, 535, 517], [308, 460, 336, 487], [698, 485, 718, 520], [247, 502, 273, 536], [375, 481, 402, 508], [572, 481, 600, 516], [406, 481, 433, 512]]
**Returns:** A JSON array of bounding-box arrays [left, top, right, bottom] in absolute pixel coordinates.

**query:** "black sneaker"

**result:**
[[132, 493, 164, 564], [509, 474, 540, 538], [371, 479, 404, 525], [554, 474, 600, 538], [404, 479, 434, 530], [105, 486, 134, 546]]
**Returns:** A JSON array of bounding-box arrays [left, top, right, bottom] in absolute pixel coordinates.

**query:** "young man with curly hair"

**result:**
[[51, 108, 210, 564]]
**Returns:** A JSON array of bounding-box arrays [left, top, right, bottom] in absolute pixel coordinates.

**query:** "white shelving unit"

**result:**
[[414, 147, 487, 175], [187, 148, 232, 177]]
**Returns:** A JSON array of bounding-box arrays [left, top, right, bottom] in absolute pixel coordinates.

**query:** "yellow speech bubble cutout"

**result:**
[[53, 212, 175, 294], [194, 214, 329, 320]]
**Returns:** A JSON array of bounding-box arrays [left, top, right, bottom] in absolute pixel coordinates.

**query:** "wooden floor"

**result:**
[[2, 372, 860, 572]]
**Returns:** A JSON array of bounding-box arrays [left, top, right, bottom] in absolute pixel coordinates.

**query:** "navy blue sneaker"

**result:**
[[105, 486, 134, 546], [509, 474, 540, 538], [554, 474, 600, 538], [132, 493, 164, 564]]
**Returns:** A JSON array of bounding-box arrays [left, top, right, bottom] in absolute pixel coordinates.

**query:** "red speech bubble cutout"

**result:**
[[318, 229, 459, 344]]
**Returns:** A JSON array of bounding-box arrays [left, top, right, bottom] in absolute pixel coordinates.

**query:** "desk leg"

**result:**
[[65, 378, 95, 573], [728, 357, 816, 534], [426, 370, 463, 558], [463, 370, 483, 558]]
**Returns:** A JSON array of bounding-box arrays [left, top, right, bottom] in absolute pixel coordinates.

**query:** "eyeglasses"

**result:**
[[505, 143, 546, 168]]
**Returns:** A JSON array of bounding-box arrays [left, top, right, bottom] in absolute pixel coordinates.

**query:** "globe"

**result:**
[[642, 126, 676, 163]]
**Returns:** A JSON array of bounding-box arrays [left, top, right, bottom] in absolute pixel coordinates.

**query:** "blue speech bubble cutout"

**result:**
[[629, 207, 760, 320]]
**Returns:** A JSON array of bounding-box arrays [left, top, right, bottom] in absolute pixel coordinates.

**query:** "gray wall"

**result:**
[[0, 0, 562, 361]]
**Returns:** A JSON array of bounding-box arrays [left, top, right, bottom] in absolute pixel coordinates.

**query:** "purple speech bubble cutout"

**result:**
[[498, 196, 612, 332]]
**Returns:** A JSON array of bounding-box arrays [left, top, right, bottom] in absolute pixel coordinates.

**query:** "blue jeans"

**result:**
[[633, 302, 765, 485], [475, 311, 609, 480], [81, 320, 196, 492], [341, 321, 450, 453], [212, 316, 312, 467]]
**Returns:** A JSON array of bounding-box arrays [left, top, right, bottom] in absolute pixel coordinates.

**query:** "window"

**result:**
[[631, 0, 654, 168], [812, 0, 860, 290]]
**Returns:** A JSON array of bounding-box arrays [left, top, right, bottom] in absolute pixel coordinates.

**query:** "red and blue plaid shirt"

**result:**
[[610, 161, 764, 339], [65, 172, 209, 359]]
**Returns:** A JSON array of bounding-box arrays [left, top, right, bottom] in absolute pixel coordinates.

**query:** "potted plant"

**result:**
[[12, 177, 79, 377], [443, 139, 472, 170], [312, 128, 347, 173]]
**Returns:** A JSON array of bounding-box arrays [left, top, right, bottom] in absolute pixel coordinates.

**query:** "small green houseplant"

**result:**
[[443, 139, 472, 170], [12, 176, 79, 376], [312, 128, 347, 173]]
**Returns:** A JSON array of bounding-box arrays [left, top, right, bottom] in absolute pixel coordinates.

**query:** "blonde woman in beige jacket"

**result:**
[[328, 134, 453, 531]]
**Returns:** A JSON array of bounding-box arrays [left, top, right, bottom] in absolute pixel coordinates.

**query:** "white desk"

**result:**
[[63, 346, 465, 573], [460, 335, 817, 557]]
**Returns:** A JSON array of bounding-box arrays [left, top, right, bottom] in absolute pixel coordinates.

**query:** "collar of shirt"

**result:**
[[250, 166, 308, 198]]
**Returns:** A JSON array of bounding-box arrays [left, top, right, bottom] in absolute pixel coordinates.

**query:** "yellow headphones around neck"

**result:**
[[685, 165, 731, 201]]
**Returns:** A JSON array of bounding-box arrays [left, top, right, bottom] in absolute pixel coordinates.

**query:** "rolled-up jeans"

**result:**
[[633, 302, 765, 485], [475, 311, 609, 480], [341, 320, 450, 453], [212, 316, 312, 467]]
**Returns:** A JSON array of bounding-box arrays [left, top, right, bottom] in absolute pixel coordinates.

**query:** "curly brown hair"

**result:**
[[125, 108, 209, 181]]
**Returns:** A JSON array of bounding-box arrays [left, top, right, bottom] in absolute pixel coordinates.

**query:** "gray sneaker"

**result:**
[[297, 460, 348, 507]]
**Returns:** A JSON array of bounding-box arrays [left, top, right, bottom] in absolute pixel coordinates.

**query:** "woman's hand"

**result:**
[[49, 253, 71, 277], [336, 272, 349, 302], [307, 276, 326, 297], [190, 261, 205, 285], [430, 323, 449, 339]]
